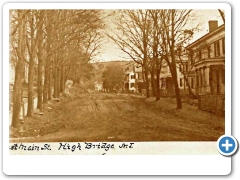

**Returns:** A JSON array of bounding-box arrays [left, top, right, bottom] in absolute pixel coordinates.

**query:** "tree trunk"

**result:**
[[74, 66, 77, 84], [62, 73, 65, 93], [46, 18, 53, 101], [183, 75, 198, 99], [60, 63, 64, 93], [57, 67, 61, 97], [143, 65, 150, 98], [53, 65, 58, 98], [43, 65, 49, 104], [37, 56, 43, 110], [171, 10, 182, 109], [48, 60, 53, 100], [12, 64, 24, 127], [150, 66, 156, 97], [26, 13, 35, 117], [152, 12, 160, 101], [37, 11, 44, 111], [156, 68, 161, 101], [27, 56, 34, 116], [171, 62, 182, 109], [43, 36, 51, 105], [12, 11, 25, 127]]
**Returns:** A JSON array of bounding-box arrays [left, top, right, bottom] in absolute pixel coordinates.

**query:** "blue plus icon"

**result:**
[[217, 135, 238, 156]]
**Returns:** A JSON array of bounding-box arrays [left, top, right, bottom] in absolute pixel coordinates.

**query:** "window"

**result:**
[[222, 38, 225, 54], [126, 74, 129, 81], [214, 40, 220, 57], [196, 75, 199, 87], [190, 50, 193, 63], [184, 64, 188, 72], [180, 78, 183, 87], [200, 74, 202, 87], [191, 77, 194, 89], [130, 83, 135, 88], [138, 72, 142, 79], [161, 78, 166, 89], [179, 64, 182, 72], [131, 75, 135, 79], [135, 73, 138, 79], [208, 46, 211, 58]]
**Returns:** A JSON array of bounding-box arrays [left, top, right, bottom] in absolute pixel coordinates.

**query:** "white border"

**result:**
[[2, 2, 232, 176]]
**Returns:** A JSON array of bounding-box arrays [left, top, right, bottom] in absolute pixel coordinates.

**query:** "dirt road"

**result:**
[[10, 92, 225, 142]]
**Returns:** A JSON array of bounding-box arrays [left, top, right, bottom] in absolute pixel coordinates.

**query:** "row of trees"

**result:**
[[108, 9, 197, 109], [108, 9, 225, 109], [10, 10, 105, 127], [102, 64, 124, 92]]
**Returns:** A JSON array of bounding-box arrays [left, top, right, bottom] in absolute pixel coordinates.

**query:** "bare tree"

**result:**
[[36, 10, 45, 110], [159, 9, 192, 109], [148, 10, 164, 101], [108, 10, 152, 98], [176, 47, 198, 99], [10, 9, 105, 126], [218, 9, 225, 23], [25, 10, 40, 116], [11, 10, 27, 127]]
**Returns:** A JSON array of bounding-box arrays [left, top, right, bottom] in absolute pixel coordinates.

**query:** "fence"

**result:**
[[198, 94, 225, 116], [141, 89, 188, 97]]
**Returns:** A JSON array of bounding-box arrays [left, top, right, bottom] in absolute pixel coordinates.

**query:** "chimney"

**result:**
[[208, 21, 218, 33]]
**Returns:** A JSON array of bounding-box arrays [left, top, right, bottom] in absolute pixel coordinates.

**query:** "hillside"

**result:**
[[91, 60, 134, 82]]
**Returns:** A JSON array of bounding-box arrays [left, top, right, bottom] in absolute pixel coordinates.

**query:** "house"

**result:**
[[122, 53, 191, 96], [185, 20, 225, 114], [158, 53, 189, 97], [124, 63, 144, 93], [123, 59, 188, 96], [185, 21, 225, 95], [94, 81, 103, 91]]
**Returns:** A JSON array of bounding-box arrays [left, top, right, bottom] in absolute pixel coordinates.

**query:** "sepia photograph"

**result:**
[[8, 8, 226, 144], [2, 1, 235, 176]]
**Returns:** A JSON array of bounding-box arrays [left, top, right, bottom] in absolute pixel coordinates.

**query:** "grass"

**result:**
[[10, 92, 225, 142]]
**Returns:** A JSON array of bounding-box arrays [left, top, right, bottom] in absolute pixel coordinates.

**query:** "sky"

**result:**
[[96, 9, 224, 62]]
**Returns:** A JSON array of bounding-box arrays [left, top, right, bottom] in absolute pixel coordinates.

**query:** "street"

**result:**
[[10, 91, 224, 142]]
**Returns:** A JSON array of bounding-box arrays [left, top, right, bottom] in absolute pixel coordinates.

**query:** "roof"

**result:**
[[94, 81, 103, 84], [185, 24, 225, 49]]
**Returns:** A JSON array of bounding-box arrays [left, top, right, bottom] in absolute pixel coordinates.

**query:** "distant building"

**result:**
[[94, 81, 103, 91], [185, 21, 225, 95], [123, 58, 187, 96], [124, 63, 144, 93], [122, 54, 191, 96], [160, 54, 188, 86]]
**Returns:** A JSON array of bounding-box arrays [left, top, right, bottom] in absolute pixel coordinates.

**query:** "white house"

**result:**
[[94, 81, 103, 91], [185, 21, 225, 95]]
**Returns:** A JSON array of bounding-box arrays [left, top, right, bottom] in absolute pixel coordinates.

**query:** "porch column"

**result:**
[[203, 67, 206, 94], [205, 66, 210, 94], [199, 67, 203, 95], [195, 68, 199, 95]]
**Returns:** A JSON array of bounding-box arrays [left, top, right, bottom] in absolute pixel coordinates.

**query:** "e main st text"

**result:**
[[9, 142, 134, 152]]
